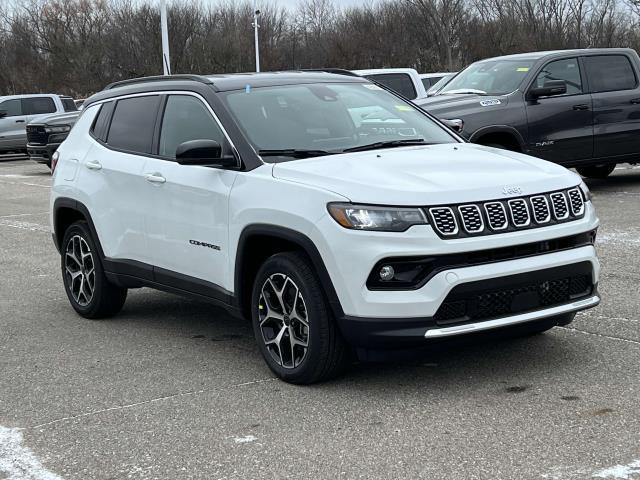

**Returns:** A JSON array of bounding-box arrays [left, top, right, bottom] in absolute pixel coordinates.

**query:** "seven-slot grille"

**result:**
[[427, 187, 586, 238]]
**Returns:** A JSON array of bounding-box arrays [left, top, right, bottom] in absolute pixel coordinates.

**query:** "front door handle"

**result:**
[[572, 104, 590, 111], [145, 173, 166, 184], [85, 160, 102, 170], [631, 98, 640, 104], [15, 119, 25, 123]]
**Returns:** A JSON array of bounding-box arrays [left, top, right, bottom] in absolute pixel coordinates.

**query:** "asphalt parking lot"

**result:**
[[0, 159, 638, 480]]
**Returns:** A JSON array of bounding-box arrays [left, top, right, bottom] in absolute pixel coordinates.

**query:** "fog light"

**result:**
[[379, 265, 395, 281]]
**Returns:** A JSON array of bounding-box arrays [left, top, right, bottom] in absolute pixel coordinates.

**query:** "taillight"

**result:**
[[51, 151, 60, 174]]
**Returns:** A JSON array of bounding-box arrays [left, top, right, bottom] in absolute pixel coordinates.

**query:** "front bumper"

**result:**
[[27, 143, 60, 164]]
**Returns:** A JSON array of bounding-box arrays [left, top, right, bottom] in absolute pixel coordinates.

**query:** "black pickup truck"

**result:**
[[416, 48, 640, 179], [26, 111, 80, 168]]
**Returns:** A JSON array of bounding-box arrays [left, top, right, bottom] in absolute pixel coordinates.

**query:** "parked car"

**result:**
[[27, 111, 80, 168], [51, 72, 600, 384], [420, 72, 456, 92], [426, 72, 457, 96], [0, 94, 77, 154], [353, 68, 429, 101], [415, 48, 640, 179]]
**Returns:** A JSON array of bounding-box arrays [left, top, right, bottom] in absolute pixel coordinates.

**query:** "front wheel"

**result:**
[[576, 164, 615, 179], [61, 221, 127, 319], [251, 252, 348, 384]]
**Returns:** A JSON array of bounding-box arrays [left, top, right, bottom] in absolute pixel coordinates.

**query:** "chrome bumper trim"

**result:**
[[424, 295, 600, 338]]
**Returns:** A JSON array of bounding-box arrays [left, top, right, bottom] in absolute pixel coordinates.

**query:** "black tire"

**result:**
[[251, 252, 348, 384], [576, 164, 615, 179], [61, 221, 127, 319]]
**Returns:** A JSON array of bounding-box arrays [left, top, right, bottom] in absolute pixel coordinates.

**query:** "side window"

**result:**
[[159, 95, 225, 159], [366, 74, 418, 100], [22, 97, 57, 115], [107, 96, 161, 154], [0, 99, 22, 117], [535, 58, 583, 95], [61, 98, 78, 112], [90, 101, 114, 141], [584, 55, 637, 93]]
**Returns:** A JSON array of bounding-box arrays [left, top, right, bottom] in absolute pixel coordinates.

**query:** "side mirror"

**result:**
[[0, 110, 7, 119], [529, 80, 567, 99], [175, 139, 238, 168]]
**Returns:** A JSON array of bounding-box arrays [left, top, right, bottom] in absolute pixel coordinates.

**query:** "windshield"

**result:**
[[223, 82, 457, 161], [439, 60, 535, 96]]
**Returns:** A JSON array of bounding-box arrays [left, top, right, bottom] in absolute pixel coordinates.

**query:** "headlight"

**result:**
[[579, 181, 592, 202], [327, 203, 428, 232], [45, 125, 71, 134], [442, 118, 464, 133]]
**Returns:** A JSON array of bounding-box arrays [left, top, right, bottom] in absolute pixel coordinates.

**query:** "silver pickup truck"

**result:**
[[0, 94, 77, 155]]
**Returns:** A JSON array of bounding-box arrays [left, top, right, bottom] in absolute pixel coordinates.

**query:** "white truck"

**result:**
[[0, 94, 77, 154], [353, 68, 429, 102]]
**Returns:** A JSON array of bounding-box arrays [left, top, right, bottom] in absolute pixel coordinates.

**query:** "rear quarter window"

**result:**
[[106, 96, 161, 154], [584, 55, 637, 92], [90, 101, 114, 142], [61, 98, 78, 112]]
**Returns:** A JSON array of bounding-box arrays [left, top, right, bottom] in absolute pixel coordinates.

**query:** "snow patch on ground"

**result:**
[[0, 426, 63, 480], [593, 459, 640, 479], [233, 435, 257, 444]]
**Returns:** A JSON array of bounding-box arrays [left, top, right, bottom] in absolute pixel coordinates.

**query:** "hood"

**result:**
[[28, 111, 80, 127], [416, 93, 510, 117], [272, 143, 580, 205]]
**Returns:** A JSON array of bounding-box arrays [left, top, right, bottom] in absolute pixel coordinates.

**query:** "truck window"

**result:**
[[61, 98, 78, 112], [22, 97, 56, 115], [366, 73, 418, 100], [535, 58, 583, 95], [0, 99, 22, 117], [584, 55, 637, 92]]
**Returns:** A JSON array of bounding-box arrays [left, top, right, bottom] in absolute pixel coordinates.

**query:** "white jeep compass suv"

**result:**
[[50, 72, 600, 384]]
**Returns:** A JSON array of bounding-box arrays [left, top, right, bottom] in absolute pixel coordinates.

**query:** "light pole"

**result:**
[[252, 2, 261, 72], [160, 0, 171, 75]]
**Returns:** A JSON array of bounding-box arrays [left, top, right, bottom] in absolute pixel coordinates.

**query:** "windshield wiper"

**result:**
[[258, 149, 335, 159], [342, 139, 432, 153]]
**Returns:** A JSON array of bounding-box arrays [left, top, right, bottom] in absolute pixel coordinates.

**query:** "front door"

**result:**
[[142, 93, 237, 297], [525, 57, 593, 164], [0, 99, 29, 151]]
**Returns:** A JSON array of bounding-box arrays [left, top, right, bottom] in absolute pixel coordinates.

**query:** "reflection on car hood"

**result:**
[[272, 143, 579, 205], [416, 93, 509, 110]]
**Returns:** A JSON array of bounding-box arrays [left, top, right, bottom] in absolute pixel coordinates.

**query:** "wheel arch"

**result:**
[[470, 125, 526, 152], [234, 224, 344, 321], [53, 197, 105, 258]]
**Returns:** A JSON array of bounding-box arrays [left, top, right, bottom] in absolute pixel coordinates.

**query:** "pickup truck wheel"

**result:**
[[61, 221, 127, 319], [251, 252, 347, 384], [576, 164, 615, 179]]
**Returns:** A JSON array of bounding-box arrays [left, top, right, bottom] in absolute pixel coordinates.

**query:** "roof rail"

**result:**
[[105, 74, 213, 90], [302, 68, 361, 78]]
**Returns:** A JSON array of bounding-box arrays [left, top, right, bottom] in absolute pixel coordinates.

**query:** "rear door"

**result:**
[[0, 98, 29, 150], [142, 93, 237, 295], [525, 57, 593, 163], [583, 54, 640, 159], [82, 95, 161, 269]]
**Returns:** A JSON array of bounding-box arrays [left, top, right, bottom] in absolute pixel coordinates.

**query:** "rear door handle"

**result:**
[[85, 160, 102, 170], [631, 98, 640, 104], [145, 173, 166, 184], [572, 104, 590, 111], [15, 119, 25, 123]]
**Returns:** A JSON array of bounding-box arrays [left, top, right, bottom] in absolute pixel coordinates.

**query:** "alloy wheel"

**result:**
[[258, 273, 309, 369], [65, 235, 95, 306]]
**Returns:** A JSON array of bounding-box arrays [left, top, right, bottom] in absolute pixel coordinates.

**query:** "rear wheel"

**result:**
[[251, 252, 348, 384], [577, 164, 615, 179], [61, 221, 127, 319]]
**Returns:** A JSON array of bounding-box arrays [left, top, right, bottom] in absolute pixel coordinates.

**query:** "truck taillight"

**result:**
[[51, 151, 60, 174]]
